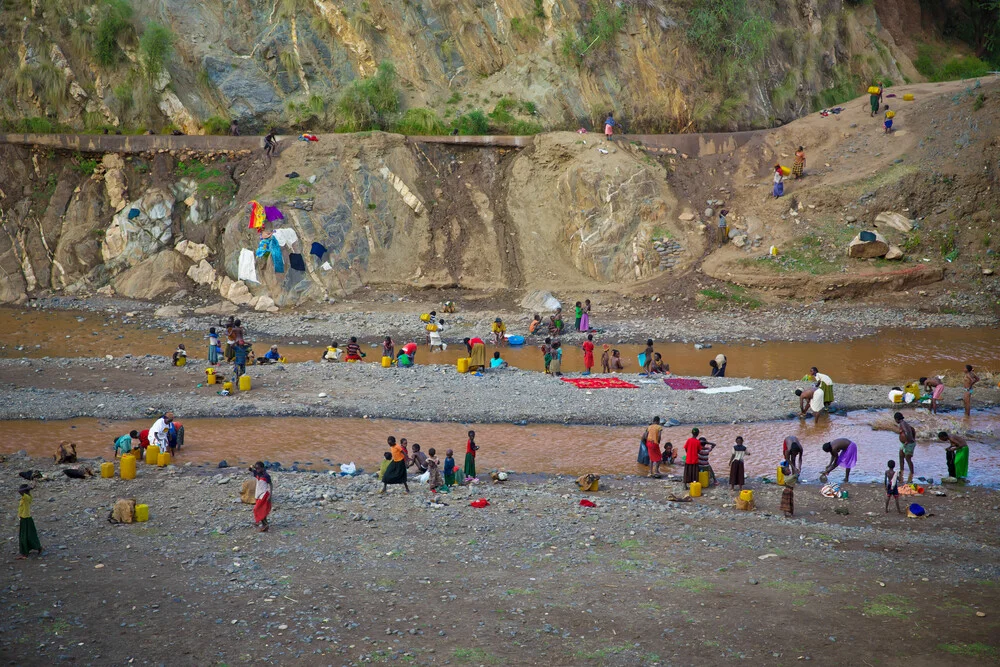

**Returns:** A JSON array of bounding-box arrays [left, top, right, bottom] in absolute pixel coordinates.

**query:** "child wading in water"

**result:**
[[464, 430, 479, 479], [885, 460, 903, 514], [17, 484, 43, 559]]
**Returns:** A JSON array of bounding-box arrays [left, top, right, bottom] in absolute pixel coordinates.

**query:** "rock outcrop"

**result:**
[[113, 251, 193, 299], [101, 189, 175, 268], [848, 231, 890, 259]]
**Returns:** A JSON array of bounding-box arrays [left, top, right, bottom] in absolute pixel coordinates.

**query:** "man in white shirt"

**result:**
[[149, 412, 173, 452]]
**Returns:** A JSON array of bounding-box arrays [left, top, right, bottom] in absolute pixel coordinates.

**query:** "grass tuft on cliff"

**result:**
[[334, 61, 400, 132]]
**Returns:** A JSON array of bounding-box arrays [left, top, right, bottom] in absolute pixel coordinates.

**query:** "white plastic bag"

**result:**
[[417, 470, 430, 484], [340, 462, 356, 474]]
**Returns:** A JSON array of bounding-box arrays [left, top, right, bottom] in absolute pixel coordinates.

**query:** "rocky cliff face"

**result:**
[[0, 131, 692, 306], [1, 0, 926, 134]]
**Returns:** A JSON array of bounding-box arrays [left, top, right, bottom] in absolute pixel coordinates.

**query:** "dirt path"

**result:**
[[2, 454, 998, 665]]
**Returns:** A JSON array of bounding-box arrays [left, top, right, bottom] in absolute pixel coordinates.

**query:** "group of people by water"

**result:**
[[376, 431, 481, 494]]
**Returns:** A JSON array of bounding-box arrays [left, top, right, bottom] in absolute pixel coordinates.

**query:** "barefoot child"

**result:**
[[426, 448, 444, 491], [17, 484, 43, 559], [884, 460, 903, 514], [729, 436, 747, 492], [464, 431, 479, 479], [379, 436, 410, 494], [443, 449, 457, 487], [208, 327, 220, 365], [582, 334, 595, 375], [780, 465, 795, 517], [378, 451, 392, 481], [250, 462, 272, 532], [963, 364, 980, 417], [601, 344, 611, 373]]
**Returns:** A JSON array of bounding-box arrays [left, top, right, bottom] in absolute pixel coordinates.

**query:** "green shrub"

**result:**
[[687, 0, 773, 85], [71, 154, 99, 175], [94, 0, 134, 67], [1, 117, 68, 133], [914, 44, 990, 81], [561, 0, 628, 65], [451, 109, 489, 135], [139, 22, 174, 78], [394, 108, 447, 135], [334, 61, 401, 132], [202, 115, 230, 135], [446, 91, 462, 105], [510, 17, 541, 39], [533, 0, 545, 19]]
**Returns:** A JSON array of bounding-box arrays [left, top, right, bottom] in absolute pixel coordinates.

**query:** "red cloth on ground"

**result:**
[[253, 492, 272, 523], [470, 498, 490, 508], [560, 377, 639, 389], [579, 499, 597, 507], [684, 437, 701, 463], [664, 378, 707, 390]]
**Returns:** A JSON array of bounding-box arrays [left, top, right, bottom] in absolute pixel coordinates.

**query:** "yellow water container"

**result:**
[[100, 461, 114, 478], [145, 445, 160, 465], [206, 367, 217, 385], [120, 453, 137, 480], [698, 470, 709, 489], [381, 356, 392, 368], [223, 381, 233, 392], [157, 451, 171, 467], [238, 375, 252, 391], [457, 357, 470, 373], [420, 313, 431, 322], [776, 465, 786, 486], [903, 93, 914, 101], [739, 489, 754, 503], [135, 504, 149, 522], [587, 479, 599, 492], [689, 481, 702, 497], [176, 356, 186, 367]]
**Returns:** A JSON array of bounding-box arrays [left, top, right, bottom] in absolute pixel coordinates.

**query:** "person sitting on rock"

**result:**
[[648, 353, 670, 375]]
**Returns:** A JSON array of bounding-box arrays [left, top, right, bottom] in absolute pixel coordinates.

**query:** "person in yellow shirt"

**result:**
[[18, 484, 43, 559], [490, 317, 507, 346]]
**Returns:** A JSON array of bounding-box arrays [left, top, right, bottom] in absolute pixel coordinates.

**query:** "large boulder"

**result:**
[[187, 259, 217, 285], [520, 290, 561, 312], [113, 251, 193, 299], [848, 231, 889, 259], [102, 154, 128, 213], [175, 239, 212, 263], [101, 188, 175, 268], [874, 212, 914, 233], [885, 245, 904, 260]]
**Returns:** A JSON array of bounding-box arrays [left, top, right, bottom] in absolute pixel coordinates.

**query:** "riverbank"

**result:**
[[2, 452, 998, 665], [3, 355, 999, 425]]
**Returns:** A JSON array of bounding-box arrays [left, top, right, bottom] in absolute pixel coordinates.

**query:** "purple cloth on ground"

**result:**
[[264, 206, 284, 222], [664, 378, 707, 390], [837, 441, 858, 469]]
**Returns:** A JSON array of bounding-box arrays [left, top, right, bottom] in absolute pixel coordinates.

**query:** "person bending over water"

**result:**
[[821, 438, 857, 484]]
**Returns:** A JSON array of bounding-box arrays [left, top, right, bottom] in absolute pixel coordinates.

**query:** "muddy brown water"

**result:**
[[1, 308, 998, 384], [4, 410, 997, 484]]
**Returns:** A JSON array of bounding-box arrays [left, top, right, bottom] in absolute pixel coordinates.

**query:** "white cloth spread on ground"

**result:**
[[320, 261, 332, 271], [238, 248, 258, 283], [272, 228, 299, 247], [697, 385, 752, 394]]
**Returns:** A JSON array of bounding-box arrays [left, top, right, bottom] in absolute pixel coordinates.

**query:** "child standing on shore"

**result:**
[[208, 327, 220, 365], [574, 302, 583, 331], [779, 464, 795, 517], [17, 484, 43, 559], [884, 460, 902, 514], [378, 451, 391, 481], [464, 431, 479, 479], [444, 449, 456, 487], [581, 299, 591, 332], [426, 448, 444, 491], [729, 436, 747, 492]]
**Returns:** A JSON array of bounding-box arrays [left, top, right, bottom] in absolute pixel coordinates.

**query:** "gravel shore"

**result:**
[[2, 452, 998, 665], [2, 355, 998, 425]]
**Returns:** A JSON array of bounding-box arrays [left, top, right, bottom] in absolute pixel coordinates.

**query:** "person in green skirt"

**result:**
[[939, 432, 970, 480], [17, 484, 43, 559], [464, 430, 479, 479], [869, 82, 883, 117]]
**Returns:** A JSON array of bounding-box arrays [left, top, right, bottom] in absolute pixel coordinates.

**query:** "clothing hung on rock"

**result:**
[[288, 253, 306, 271], [238, 248, 258, 283]]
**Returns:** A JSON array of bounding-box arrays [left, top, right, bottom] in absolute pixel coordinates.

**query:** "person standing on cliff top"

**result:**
[[604, 112, 618, 141]]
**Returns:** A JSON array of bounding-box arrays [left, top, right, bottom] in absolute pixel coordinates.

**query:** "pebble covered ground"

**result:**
[[2, 453, 998, 665], [3, 355, 998, 424]]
